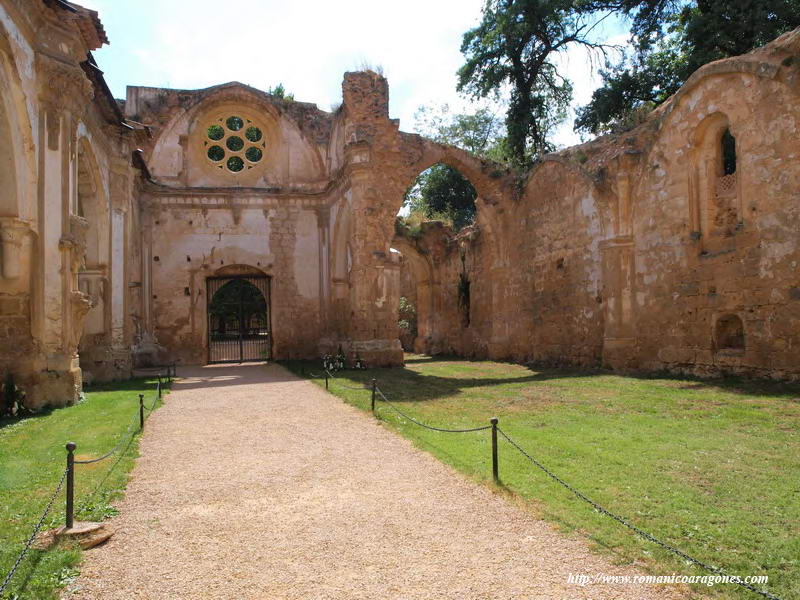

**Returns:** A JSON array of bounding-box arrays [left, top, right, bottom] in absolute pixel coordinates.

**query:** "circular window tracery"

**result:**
[[202, 114, 266, 173]]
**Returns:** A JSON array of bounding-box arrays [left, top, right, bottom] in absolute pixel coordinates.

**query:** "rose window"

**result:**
[[204, 115, 266, 173]]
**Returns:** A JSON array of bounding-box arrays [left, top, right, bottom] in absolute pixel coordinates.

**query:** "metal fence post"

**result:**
[[491, 417, 499, 483], [325, 371, 329, 390], [139, 394, 145, 430], [371, 379, 377, 415], [65, 442, 76, 529]]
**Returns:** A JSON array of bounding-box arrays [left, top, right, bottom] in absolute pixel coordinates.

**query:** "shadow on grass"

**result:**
[[13, 551, 44, 598], [1, 377, 168, 432], [282, 356, 800, 404], [85, 376, 166, 393], [0, 406, 57, 431]]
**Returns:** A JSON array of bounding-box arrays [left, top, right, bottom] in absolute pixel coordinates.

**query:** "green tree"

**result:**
[[414, 103, 506, 159], [402, 104, 504, 231], [457, 0, 624, 165], [576, 0, 800, 134], [404, 164, 479, 230]]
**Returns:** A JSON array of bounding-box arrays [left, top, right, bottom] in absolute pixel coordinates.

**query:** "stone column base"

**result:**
[[19, 354, 83, 410], [79, 345, 132, 384], [321, 338, 404, 367]]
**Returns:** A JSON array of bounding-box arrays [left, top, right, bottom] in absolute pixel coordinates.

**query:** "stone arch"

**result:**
[[0, 23, 35, 222], [330, 197, 353, 286], [206, 266, 272, 363], [148, 84, 326, 184], [689, 112, 742, 253], [391, 237, 436, 352], [399, 141, 506, 241], [75, 137, 112, 377], [714, 313, 745, 352], [328, 196, 353, 337], [0, 25, 36, 286], [213, 263, 268, 278], [519, 155, 609, 234], [659, 54, 800, 131], [0, 76, 17, 220], [76, 137, 106, 267]]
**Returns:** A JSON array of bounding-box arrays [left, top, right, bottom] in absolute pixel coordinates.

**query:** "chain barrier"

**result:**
[[325, 369, 372, 391], [142, 388, 159, 412], [495, 427, 781, 600], [73, 433, 138, 519], [375, 388, 493, 433], [0, 373, 171, 597], [0, 467, 68, 596], [303, 361, 779, 600], [74, 412, 140, 465]]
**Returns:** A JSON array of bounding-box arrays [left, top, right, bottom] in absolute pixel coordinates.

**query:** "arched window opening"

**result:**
[[392, 241, 435, 353], [0, 93, 18, 219], [692, 115, 742, 254], [715, 314, 745, 352], [207, 276, 271, 363], [76, 146, 100, 267], [397, 295, 418, 351], [398, 163, 477, 232], [721, 129, 736, 176]]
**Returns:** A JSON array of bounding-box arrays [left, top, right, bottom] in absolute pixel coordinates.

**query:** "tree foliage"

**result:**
[[457, 0, 627, 165], [405, 164, 478, 231], [414, 103, 506, 159], [576, 0, 800, 134], [401, 104, 504, 231]]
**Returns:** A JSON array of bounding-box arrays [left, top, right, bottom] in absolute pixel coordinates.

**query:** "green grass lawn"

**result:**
[[285, 355, 800, 600], [0, 377, 167, 599]]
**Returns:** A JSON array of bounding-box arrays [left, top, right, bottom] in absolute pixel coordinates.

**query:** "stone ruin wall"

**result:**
[[129, 83, 339, 364], [391, 30, 800, 380], [3, 0, 799, 413], [0, 0, 142, 408]]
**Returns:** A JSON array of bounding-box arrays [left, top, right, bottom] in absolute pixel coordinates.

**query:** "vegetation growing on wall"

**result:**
[[267, 83, 294, 102], [398, 296, 418, 337]]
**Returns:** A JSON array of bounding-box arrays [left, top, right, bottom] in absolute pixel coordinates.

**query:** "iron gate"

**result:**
[[207, 276, 271, 363]]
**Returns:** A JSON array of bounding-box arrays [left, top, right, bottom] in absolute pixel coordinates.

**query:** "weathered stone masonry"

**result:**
[[2, 2, 799, 410], [396, 31, 800, 380]]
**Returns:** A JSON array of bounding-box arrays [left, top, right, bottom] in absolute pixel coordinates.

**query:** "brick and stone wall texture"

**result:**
[[390, 30, 800, 380]]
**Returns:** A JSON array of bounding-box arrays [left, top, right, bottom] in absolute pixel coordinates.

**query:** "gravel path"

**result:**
[[67, 363, 683, 599]]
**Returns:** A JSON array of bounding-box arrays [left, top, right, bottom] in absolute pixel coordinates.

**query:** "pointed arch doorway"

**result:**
[[207, 271, 271, 363]]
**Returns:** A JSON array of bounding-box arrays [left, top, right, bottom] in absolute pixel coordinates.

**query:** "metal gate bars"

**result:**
[[207, 275, 271, 363]]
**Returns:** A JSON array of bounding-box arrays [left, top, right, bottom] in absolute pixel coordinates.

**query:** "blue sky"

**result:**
[[80, 0, 628, 147]]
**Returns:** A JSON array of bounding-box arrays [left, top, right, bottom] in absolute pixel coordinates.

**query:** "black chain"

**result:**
[[143, 390, 159, 412], [74, 412, 139, 465], [75, 385, 160, 515], [322, 369, 371, 391], [1, 379, 166, 596], [0, 467, 68, 596], [375, 388, 492, 433], [496, 427, 781, 600], [74, 433, 137, 519]]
